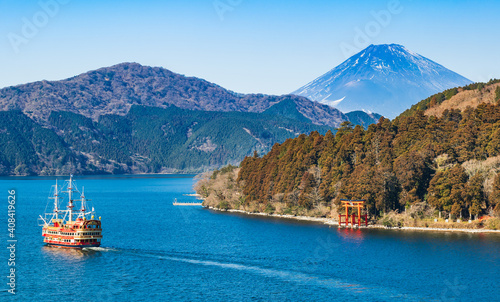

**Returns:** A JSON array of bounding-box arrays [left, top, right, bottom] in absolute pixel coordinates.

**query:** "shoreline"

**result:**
[[205, 206, 500, 234]]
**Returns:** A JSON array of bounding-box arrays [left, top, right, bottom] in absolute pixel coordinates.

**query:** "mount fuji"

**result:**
[[292, 44, 473, 118]]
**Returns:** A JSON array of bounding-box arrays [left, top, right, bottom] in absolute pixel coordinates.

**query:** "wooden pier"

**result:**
[[173, 202, 203, 206], [172, 198, 203, 206]]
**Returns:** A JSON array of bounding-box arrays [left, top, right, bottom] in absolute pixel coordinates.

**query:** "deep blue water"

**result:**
[[1, 175, 499, 301]]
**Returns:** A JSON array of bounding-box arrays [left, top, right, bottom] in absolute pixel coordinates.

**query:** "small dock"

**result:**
[[172, 198, 203, 206], [173, 202, 203, 206]]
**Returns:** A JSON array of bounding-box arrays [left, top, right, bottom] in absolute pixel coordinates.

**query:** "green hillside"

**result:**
[[197, 101, 500, 228], [400, 79, 500, 117], [0, 111, 90, 175], [0, 104, 333, 175]]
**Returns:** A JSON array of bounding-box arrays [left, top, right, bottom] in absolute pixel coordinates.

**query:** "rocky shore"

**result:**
[[205, 206, 500, 234]]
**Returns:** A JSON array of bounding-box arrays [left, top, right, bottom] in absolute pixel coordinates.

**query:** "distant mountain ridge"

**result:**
[[292, 44, 473, 118], [345, 111, 382, 129], [0, 62, 385, 175], [0, 62, 350, 127]]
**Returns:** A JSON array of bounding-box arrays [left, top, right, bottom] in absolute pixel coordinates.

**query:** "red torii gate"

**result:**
[[338, 199, 368, 228]]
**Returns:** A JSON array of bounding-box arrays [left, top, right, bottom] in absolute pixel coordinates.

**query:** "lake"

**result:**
[[1, 175, 499, 301]]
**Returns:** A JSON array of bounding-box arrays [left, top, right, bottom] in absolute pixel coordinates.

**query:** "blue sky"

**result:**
[[1, 0, 499, 95]]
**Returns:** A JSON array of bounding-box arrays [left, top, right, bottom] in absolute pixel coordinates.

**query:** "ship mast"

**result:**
[[67, 175, 74, 222], [80, 186, 86, 217], [49, 180, 59, 219], [54, 180, 59, 219]]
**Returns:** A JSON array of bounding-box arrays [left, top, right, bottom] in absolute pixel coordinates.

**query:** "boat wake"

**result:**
[[100, 247, 421, 301], [83, 246, 116, 252]]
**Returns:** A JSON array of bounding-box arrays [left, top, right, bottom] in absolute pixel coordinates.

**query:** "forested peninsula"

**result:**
[[196, 81, 500, 231]]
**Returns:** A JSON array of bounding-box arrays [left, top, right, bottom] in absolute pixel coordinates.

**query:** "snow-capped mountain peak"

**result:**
[[292, 44, 472, 118]]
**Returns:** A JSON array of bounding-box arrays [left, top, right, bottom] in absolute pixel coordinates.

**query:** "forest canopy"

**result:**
[[228, 102, 500, 222]]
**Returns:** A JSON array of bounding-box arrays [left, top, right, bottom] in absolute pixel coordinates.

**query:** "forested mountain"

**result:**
[[292, 44, 472, 118], [0, 104, 332, 175], [0, 111, 77, 176], [345, 111, 382, 129], [0, 62, 388, 176], [0, 62, 348, 127], [401, 79, 500, 117], [197, 81, 500, 225]]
